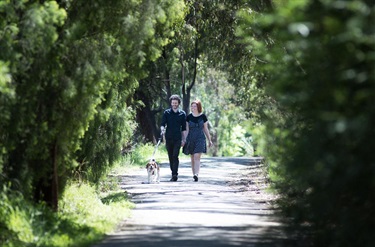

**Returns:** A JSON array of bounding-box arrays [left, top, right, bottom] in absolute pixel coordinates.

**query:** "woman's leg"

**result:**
[[190, 155, 195, 174], [193, 153, 201, 175]]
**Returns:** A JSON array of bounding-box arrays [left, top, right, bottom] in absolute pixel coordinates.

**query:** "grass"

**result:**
[[0, 143, 171, 247], [0, 180, 134, 247], [124, 142, 169, 166], [0, 143, 170, 247]]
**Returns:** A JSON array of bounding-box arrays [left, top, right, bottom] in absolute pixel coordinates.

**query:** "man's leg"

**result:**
[[166, 139, 181, 181], [166, 140, 174, 175], [171, 141, 181, 177]]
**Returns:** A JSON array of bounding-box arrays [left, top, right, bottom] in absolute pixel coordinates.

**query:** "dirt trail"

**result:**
[[92, 157, 293, 247]]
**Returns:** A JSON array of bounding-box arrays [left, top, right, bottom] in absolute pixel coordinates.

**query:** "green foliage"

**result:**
[[238, 0, 375, 246], [134, 0, 259, 143], [192, 67, 255, 157], [76, 101, 137, 185], [0, 0, 186, 210], [0, 182, 133, 247], [219, 124, 252, 157], [60, 183, 133, 231], [123, 142, 169, 167], [0, 61, 14, 171], [0, 186, 28, 247]]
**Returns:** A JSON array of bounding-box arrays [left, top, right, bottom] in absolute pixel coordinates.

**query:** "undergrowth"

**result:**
[[118, 142, 169, 171], [124, 142, 169, 167], [0, 143, 168, 247], [0, 180, 134, 247]]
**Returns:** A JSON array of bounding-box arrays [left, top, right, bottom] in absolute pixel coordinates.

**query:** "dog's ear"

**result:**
[[146, 163, 150, 169]]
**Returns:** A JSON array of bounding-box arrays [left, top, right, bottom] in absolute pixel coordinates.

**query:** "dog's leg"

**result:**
[[148, 172, 151, 184], [156, 169, 160, 183]]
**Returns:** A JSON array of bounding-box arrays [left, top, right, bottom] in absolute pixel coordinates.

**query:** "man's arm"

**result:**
[[160, 110, 167, 134], [181, 113, 187, 145]]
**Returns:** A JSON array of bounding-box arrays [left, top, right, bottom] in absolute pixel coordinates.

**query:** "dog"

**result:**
[[146, 159, 160, 184]]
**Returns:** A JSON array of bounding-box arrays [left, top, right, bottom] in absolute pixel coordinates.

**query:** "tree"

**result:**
[[0, 0, 185, 210], [237, 0, 375, 245], [74, 0, 186, 185], [192, 66, 250, 157], [134, 0, 267, 142]]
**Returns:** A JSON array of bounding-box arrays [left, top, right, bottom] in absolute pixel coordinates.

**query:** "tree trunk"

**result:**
[[51, 139, 58, 211], [32, 140, 58, 211], [212, 115, 219, 157], [162, 48, 172, 102], [181, 36, 199, 114], [135, 90, 159, 143]]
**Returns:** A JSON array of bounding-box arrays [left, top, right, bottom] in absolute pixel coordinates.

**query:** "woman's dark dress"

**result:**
[[184, 113, 208, 154]]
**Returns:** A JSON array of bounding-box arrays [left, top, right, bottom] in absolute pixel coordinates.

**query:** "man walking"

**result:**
[[160, 95, 187, 181]]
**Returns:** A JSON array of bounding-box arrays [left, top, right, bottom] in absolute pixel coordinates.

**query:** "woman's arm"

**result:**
[[182, 122, 189, 146], [203, 122, 213, 147]]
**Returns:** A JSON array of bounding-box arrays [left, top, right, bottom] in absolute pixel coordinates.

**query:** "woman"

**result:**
[[184, 100, 213, 182]]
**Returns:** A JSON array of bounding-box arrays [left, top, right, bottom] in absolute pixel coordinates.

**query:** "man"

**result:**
[[160, 95, 187, 181]]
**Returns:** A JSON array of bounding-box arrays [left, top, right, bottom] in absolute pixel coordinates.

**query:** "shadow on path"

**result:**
[[92, 157, 294, 247]]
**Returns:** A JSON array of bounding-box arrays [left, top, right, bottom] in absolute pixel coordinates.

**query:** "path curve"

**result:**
[[92, 157, 291, 247]]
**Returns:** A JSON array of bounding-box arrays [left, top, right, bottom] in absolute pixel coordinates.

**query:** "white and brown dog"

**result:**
[[146, 159, 160, 184]]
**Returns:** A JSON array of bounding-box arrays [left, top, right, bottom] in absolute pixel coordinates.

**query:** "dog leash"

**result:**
[[151, 131, 163, 160]]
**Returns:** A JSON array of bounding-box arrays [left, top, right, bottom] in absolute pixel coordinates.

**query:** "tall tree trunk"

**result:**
[[162, 48, 172, 102], [211, 113, 219, 157], [33, 141, 58, 212], [181, 36, 199, 113], [51, 139, 58, 211], [135, 90, 158, 143]]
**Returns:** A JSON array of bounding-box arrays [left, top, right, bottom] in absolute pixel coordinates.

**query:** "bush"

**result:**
[[123, 142, 169, 167], [0, 182, 134, 247], [238, 0, 375, 246]]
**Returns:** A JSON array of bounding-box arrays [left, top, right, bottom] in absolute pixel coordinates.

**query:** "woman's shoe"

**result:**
[[193, 175, 198, 182]]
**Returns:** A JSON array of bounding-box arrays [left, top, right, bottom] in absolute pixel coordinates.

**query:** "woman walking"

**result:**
[[184, 100, 213, 182]]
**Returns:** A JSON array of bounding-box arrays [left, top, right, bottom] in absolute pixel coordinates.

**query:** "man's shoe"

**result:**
[[170, 175, 178, 181], [193, 175, 198, 182]]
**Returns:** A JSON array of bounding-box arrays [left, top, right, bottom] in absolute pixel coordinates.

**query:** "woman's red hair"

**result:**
[[191, 100, 203, 113]]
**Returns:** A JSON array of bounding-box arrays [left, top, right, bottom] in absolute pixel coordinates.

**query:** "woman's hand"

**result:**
[[208, 140, 213, 148]]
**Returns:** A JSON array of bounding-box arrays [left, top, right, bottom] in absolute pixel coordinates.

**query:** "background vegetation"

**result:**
[[1, 0, 374, 246], [0, 173, 134, 247], [237, 0, 375, 246]]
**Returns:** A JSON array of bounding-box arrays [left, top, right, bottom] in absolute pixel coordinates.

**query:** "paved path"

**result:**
[[92, 157, 291, 247]]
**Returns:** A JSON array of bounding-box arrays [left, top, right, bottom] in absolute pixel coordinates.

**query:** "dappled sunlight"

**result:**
[[93, 157, 290, 247], [96, 225, 288, 247]]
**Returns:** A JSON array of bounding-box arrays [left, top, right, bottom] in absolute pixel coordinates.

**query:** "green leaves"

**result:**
[[0, 0, 186, 212], [237, 0, 375, 245], [22, 1, 66, 51], [0, 62, 13, 96]]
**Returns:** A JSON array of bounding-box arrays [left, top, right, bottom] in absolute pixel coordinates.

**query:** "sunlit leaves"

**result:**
[[0, 62, 13, 96], [0, 0, 187, 214], [21, 1, 66, 53], [237, 0, 375, 245]]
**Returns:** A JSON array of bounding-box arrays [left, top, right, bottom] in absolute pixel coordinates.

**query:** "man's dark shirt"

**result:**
[[161, 108, 186, 141]]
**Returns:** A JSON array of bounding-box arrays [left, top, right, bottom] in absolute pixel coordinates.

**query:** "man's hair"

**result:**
[[169, 94, 181, 104]]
